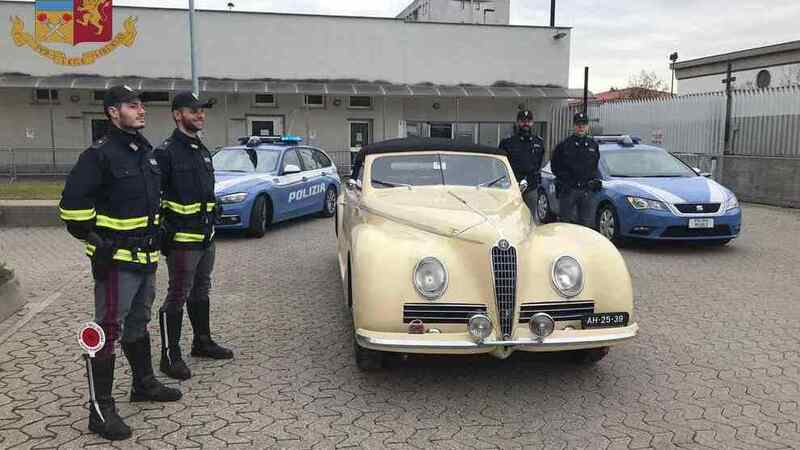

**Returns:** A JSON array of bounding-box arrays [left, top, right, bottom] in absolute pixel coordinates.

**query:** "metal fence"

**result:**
[[550, 86, 800, 179], [1, 147, 355, 182]]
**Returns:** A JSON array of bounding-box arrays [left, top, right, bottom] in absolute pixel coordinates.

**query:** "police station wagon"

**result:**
[[213, 136, 341, 237]]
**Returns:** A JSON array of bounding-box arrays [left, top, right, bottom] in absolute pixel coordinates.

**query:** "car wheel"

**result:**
[[320, 186, 337, 218], [246, 195, 271, 238], [596, 204, 623, 245], [536, 189, 556, 224], [354, 338, 385, 371], [570, 346, 609, 364]]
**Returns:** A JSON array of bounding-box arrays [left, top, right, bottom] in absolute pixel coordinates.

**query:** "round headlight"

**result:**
[[413, 257, 448, 300], [551, 255, 583, 298], [468, 314, 492, 342], [529, 313, 555, 339]]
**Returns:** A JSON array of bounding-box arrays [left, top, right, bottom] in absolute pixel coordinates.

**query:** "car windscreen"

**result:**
[[602, 149, 696, 177], [370, 154, 511, 189], [212, 148, 281, 173]]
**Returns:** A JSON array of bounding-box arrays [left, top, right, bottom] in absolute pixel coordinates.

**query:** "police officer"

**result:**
[[499, 110, 545, 211], [59, 86, 181, 441], [550, 112, 602, 225], [156, 91, 233, 381]]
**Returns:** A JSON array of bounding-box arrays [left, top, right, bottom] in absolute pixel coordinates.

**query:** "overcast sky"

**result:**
[[11, 0, 800, 91]]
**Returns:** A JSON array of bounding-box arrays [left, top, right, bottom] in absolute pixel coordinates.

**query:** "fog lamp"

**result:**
[[468, 314, 492, 342], [529, 313, 555, 339]]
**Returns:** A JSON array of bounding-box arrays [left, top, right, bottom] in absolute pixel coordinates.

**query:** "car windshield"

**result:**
[[602, 149, 696, 178], [371, 153, 511, 189], [212, 148, 281, 173]]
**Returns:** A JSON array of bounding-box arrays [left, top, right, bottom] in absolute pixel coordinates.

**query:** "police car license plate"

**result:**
[[688, 218, 714, 229], [582, 312, 629, 329]]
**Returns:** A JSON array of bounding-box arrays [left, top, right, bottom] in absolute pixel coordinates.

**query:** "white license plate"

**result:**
[[688, 218, 714, 229]]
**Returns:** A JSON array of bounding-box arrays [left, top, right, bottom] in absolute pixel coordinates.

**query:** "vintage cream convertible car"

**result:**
[[336, 138, 638, 370]]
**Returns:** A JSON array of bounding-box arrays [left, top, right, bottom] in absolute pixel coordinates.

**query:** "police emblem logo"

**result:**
[[149, 158, 157, 165], [498, 239, 511, 251], [190, 144, 199, 149], [696, 205, 704, 211], [129, 142, 139, 151]]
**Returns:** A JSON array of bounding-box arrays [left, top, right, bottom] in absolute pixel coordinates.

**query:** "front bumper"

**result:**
[[356, 323, 638, 356], [214, 201, 251, 230], [618, 206, 742, 240]]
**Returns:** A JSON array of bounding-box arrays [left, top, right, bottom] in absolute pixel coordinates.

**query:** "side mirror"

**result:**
[[692, 167, 712, 178], [346, 178, 362, 190], [519, 179, 529, 193], [283, 164, 301, 175]]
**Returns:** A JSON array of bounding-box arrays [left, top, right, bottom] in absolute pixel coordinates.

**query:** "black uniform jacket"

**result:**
[[499, 133, 545, 184], [155, 129, 216, 250], [59, 126, 161, 272], [550, 134, 600, 189]]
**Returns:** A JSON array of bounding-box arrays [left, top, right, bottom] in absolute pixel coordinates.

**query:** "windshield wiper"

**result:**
[[477, 175, 508, 188], [372, 179, 412, 188], [609, 174, 634, 177], [220, 169, 248, 173], [640, 175, 680, 178]]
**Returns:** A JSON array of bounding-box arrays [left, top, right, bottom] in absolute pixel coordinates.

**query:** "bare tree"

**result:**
[[626, 70, 669, 99]]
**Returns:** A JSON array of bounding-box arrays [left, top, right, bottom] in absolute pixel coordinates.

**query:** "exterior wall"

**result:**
[[398, 0, 511, 25], [0, 88, 556, 152], [0, 2, 567, 87], [678, 63, 800, 94], [722, 156, 800, 208]]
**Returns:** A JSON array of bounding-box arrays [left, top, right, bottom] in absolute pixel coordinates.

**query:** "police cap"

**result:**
[[172, 91, 216, 111], [103, 85, 140, 109], [573, 112, 589, 125], [517, 110, 534, 121]]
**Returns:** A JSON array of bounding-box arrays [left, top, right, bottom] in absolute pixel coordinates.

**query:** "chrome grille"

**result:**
[[675, 203, 721, 214], [491, 245, 517, 339], [403, 303, 488, 324], [519, 301, 595, 323]]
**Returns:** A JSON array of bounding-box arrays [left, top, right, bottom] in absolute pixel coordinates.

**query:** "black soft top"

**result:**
[[351, 137, 507, 177]]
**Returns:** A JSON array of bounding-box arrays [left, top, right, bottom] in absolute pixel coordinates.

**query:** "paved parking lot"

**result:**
[[1, 203, 799, 449]]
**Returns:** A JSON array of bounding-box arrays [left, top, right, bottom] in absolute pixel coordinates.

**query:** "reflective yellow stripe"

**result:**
[[59, 208, 96, 221], [86, 245, 160, 264], [173, 232, 205, 243], [95, 214, 159, 231], [162, 200, 216, 215]]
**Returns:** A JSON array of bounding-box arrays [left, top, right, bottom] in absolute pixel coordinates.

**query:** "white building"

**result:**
[[675, 41, 800, 94], [397, 0, 511, 25], [0, 0, 573, 164]]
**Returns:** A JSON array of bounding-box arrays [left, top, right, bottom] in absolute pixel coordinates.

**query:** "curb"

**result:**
[[0, 201, 61, 227]]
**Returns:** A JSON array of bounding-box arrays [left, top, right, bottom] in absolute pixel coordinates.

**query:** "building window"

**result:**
[[34, 89, 59, 103], [430, 123, 453, 139], [139, 91, 170, 104], [303, 95, 325, 108], [348, 96, 372, 109], [254, 94, 276, 106]]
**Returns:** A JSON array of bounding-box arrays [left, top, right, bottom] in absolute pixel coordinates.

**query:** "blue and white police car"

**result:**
[[537, 135, 742, 245], [213, 136, 341, 237]]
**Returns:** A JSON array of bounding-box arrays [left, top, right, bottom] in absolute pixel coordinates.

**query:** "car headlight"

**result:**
[[413, 257, 448, 300], [626, 196, 666, 211], [218, 192, 248, 204], [725, 193, 739, 211], [551, 255, 583, 298]]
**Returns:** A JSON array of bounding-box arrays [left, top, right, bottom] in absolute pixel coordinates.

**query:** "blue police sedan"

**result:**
[[537, 136, 742, 245], [213, 136, 341, 237]]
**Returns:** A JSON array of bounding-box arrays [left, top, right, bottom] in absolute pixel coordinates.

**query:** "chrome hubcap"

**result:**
[[599, 209, 615, 239], [537, 193, 548, 219]]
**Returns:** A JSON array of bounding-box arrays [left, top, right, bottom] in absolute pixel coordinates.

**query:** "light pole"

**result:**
[[669, 52, 678, 96], [189, 0, 199, 95]]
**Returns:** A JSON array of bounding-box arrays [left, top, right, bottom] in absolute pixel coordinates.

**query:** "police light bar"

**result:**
[[237, 135, 305, 147], [594, 135, 641, 146], [78, 322, 106, 358]]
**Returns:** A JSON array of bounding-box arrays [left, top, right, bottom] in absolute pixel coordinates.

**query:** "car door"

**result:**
[[272, 149, 306, 220], [297, 147, 325, 215]]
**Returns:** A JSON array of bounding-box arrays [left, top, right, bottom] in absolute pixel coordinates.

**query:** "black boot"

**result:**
[[159, 310, 191, 380], [122, 334, 183, 402], [188, 302, 234, 359], [86, 355, 132, 441]]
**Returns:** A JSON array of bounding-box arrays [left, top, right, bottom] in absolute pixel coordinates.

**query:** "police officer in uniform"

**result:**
[[156, 91, 233, 381], [59, 86, 182, 441], [550, 112, 602, 225], [499, 110, 545, 211]]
